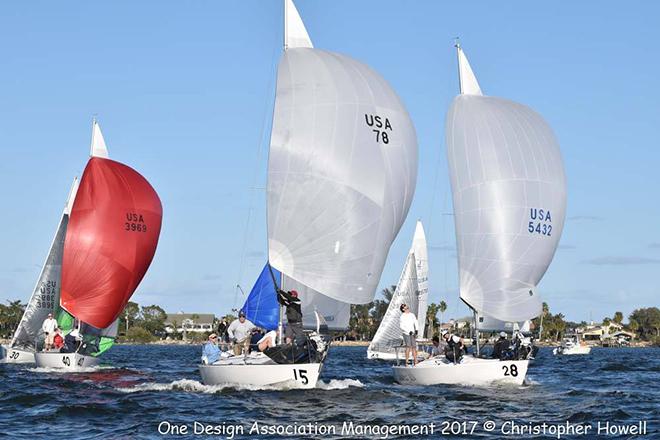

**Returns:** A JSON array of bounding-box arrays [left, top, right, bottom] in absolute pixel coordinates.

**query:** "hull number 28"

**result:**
[[502, 364, 519, 377]]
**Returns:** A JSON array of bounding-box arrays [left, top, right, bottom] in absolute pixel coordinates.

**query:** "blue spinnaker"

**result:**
[[242, 263, 280, 331]]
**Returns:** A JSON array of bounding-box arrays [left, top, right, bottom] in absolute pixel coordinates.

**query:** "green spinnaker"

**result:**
[[93, 337, 115, 357]]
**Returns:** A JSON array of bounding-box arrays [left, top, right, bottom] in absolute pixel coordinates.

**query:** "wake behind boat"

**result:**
[[394, 42, 566, 386], [200, 0, 417, 388]]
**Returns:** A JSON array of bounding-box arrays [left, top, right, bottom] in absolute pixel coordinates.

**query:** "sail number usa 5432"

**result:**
[[528, 208, 552, 236], [125, 212, 148, 233], [364, 114, 392, 144]]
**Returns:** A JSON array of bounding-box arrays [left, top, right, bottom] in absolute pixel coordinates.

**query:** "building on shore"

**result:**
[[164, 312, 215, 335]]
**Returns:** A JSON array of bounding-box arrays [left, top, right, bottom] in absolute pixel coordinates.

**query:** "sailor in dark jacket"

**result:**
[[492, 332, 509, 359], [278, 289, 303, 344]]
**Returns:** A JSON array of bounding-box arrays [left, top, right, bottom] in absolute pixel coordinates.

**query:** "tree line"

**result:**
[[1, 297, 658, 345]]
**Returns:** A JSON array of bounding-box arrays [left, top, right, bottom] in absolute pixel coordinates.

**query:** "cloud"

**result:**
[[428, 244, 454, 251], [568, 215, 603, 222], [648, 243, 660, 249], [582, 256, 660, 266]]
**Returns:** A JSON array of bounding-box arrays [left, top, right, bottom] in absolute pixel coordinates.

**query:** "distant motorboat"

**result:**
[[553, 336, 592, 356]]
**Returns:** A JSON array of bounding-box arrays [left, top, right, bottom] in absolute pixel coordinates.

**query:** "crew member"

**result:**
[[278, 289, 303, 344], [227, 312, 255, 356], [492, 332, 509, 360], [41, 313, 58, 351], [399, 303, 419, 366], [202, 333, 221, 364]]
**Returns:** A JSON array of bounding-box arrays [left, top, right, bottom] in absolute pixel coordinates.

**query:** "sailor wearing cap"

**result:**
[[202, 333, 222, 364], [277, 289, 303, 344], [227, 311, 256, 356], [492, 331, 509, 360]]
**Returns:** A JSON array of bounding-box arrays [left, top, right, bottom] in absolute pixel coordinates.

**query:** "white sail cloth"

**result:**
[[446, 95, 566, 323], [281, 274, 350, 331], [368, 253, 419, 354], [268, 48, 417, 305], [10, 216, 68, 350], [411, 221, 428, 331]]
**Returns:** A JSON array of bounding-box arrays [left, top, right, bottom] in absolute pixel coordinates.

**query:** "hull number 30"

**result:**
[[292, 369, 308, 385], [502, 364, 519, 377]]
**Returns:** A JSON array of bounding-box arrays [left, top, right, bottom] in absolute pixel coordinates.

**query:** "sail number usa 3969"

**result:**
[[364, 114, 392, 144], [125, 213, 148, 233], [528, 208, 552, 237]]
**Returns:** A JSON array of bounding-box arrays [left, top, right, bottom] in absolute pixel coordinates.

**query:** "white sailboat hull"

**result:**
[[366, 349, 399, 360], [553, 345, 591, 356], [34, 352, 100, 370], [393, 356, 529, 386], [1, 346, 35, 364], [199, 362, 322, 389]]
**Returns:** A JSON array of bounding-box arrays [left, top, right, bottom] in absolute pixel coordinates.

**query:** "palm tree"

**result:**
[[425, 303, 440, 338], [438, 301, 447, 327]]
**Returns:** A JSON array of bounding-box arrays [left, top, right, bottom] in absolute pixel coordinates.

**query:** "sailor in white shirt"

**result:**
[[41, 313, 59, 351], [399, 303, 419, 366]]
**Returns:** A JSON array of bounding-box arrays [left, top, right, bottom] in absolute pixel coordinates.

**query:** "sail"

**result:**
[[60, 157, 163, 329], [267, 47, 418, 305], [242, 264, 351, 332], [446, 46, 567, 322], [242, 264, 281, 331], [281, 275, 351, 331], [411, 221, 429, 332], [368, 253, 419, 355], [10, 178, 79, 350], [285, 0, 312, 49], [476, 312, 531, 333]]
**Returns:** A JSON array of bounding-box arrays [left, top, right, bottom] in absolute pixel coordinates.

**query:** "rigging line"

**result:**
[[232, 45, 280, 309]]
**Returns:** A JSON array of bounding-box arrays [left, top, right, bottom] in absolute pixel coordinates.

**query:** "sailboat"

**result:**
[[367, 220, 428, 360], [199, 0, 417, 388], [1, 179, 79, 364], [393, 43, 566, 386], [33, 120, 163, 369]]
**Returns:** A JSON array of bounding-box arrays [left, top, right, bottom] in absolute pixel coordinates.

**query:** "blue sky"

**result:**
[[0, 1, 658, 323]]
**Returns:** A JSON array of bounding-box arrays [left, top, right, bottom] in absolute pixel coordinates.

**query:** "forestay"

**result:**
[[446, 46, 566, 323], [267, 47, 418, 305], [368, 253, 419, 355]]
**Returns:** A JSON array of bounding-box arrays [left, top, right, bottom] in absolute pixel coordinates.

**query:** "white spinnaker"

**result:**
[[268, 48, 417, 305], [10, 178, 79, 350], [368, 253, 419, 354], [446, 47, 566, 323], [411, 221, 428, 331], [476, 312, 531, 333]]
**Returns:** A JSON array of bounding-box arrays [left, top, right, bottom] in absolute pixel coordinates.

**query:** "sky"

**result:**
[[0, 1, 658, 324]]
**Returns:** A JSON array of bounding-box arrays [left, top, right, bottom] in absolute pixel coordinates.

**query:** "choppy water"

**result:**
[[1, 345, 658, 439]]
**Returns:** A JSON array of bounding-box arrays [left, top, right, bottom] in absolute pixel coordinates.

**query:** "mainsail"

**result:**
[[9, 178, 79, 351], [60, 121, 163, 330], [367, 253, 419, 355], [411, 221, 429, 331], [446, 45, 566, 323], [267, 0, 418, 311]]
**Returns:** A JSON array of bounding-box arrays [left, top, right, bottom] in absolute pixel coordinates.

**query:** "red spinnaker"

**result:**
[[61, 157, 163, 329]]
